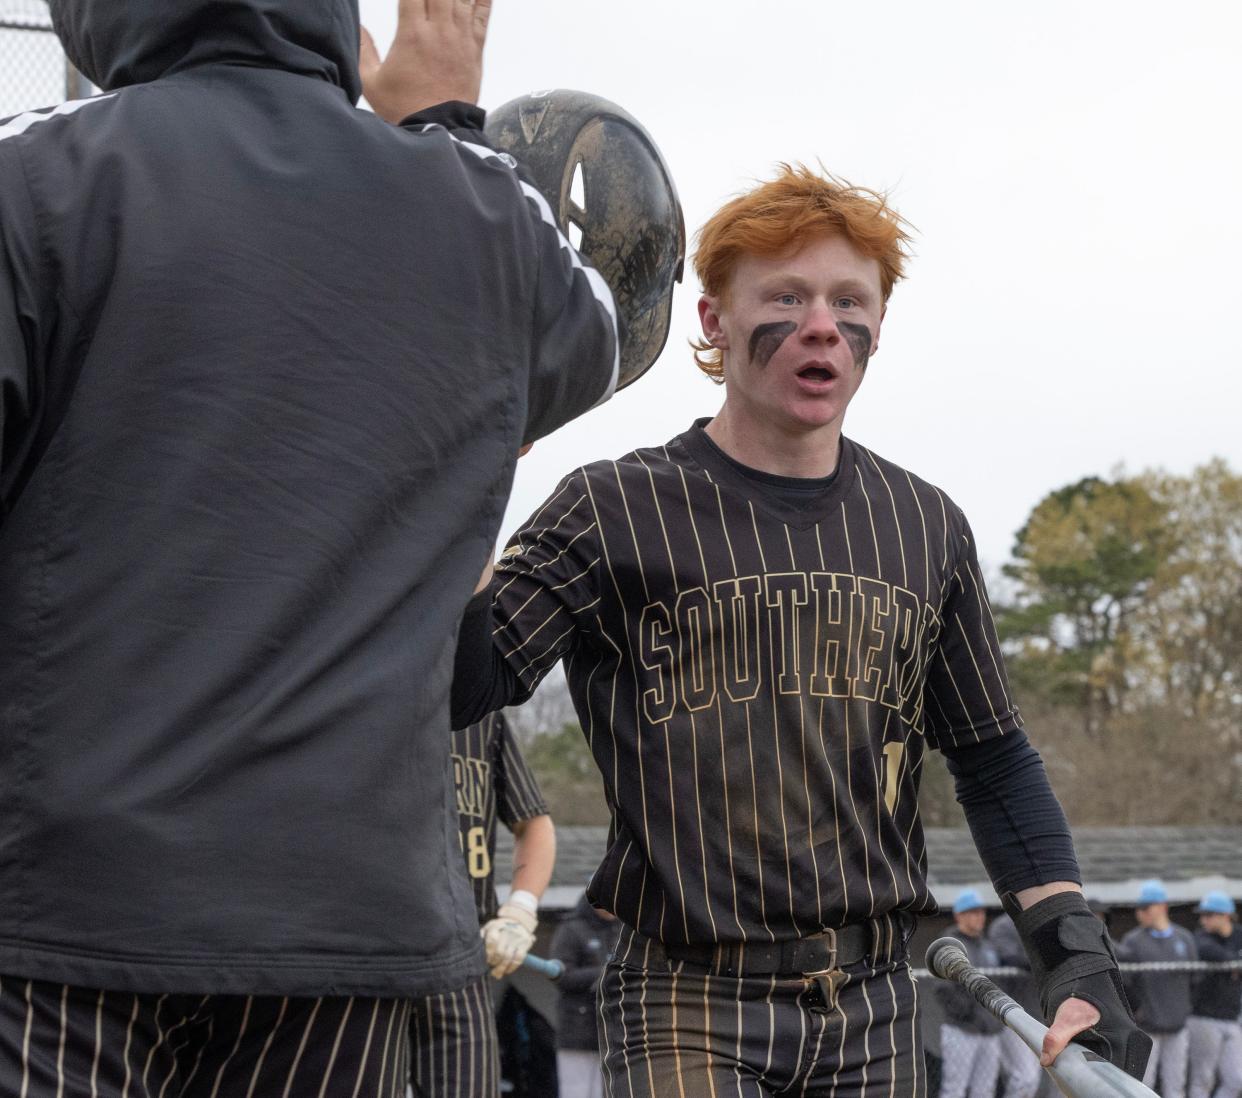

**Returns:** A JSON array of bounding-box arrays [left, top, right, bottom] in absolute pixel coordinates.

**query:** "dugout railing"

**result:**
[[913, 958, 1242, 979]]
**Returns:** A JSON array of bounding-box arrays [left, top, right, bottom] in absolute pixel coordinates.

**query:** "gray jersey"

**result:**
[[1117, 925, 1198, 1033]]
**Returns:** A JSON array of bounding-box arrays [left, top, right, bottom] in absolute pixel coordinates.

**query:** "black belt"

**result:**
[[662, 921, 883, 979]]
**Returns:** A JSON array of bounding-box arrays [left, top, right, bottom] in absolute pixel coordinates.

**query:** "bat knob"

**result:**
[[925, 936, 968, 979]]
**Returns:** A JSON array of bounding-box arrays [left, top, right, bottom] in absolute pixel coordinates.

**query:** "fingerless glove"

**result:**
[[1002, 891, 1151, 1079]]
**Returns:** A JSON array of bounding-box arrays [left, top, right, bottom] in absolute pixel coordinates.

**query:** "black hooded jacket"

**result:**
[[0, 0, 616, 997], [549, 896, 621, 1051]]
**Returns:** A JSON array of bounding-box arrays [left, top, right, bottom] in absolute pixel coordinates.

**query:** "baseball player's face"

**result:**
[[1200, 912, 1231, 934], [954, 909, 986, 937], [698, 233, 884, 439]]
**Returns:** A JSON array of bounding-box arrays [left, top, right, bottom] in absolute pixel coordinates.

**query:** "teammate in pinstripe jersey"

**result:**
[[409, 713, 555, 1098], [454, 166, 1149, 1094]]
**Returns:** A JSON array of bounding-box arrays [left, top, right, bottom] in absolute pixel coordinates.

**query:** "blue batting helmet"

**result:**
[[953, 889, 986, 914], [1196, 891, 1236, 915]]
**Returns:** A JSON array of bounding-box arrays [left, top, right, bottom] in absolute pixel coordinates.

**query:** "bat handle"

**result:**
[[521, 953, 564, 980], [925, 937, 1021, 1023], [927, 938, 1160, 1096]]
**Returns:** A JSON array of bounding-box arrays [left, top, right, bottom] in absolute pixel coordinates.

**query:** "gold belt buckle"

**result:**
[[802, 928, 847, 1008]]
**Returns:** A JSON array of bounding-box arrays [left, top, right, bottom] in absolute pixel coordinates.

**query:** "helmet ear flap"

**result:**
[[485, 90, 685, 391]]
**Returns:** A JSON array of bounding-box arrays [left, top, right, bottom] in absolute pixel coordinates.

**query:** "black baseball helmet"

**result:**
[[485, 90, 685, 390]]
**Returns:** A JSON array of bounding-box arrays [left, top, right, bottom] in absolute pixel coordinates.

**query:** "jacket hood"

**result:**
[[50, 0, 362, 102]]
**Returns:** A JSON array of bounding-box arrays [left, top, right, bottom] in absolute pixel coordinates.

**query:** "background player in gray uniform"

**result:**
[[409, 712, 554, 1098], [986, 911, 1045, 1098], [454, 166, 1148, 1094], [936, 891, 1004, 1098], [1118, 879, 1197, 1098], [1187, 892, 1242, 1098]]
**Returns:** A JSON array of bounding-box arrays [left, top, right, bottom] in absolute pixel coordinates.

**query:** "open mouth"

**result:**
[[797, 366, 834, 382]]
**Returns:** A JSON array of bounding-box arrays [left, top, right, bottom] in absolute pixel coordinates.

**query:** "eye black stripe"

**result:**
[[748, 321, 798, 367]]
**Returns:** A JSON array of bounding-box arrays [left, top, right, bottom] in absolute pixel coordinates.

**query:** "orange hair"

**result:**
[[691, 164, 913, 381]]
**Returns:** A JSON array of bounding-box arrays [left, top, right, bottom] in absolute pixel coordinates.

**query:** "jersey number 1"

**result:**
[[882, 742, 904, 815]]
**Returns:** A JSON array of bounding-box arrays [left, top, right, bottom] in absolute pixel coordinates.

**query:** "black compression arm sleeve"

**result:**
[[450, 590, 524, 729], [941, 730, 1080, 894], [398, 101, 486, 131]]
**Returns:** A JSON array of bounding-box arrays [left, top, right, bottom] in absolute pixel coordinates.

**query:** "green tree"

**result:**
[[1000, 475, 1171, 734], [522, 721, 611, 825], [999, 460, 1242, 824], [1138, 460, 1242, 731]]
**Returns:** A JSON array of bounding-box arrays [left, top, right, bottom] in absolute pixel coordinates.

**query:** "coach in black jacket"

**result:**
[[0, 0, 617, 1090], [551, 895, 621, 1094]]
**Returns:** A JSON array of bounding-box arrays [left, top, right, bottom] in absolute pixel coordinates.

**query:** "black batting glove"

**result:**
[[1002, 890, 1152, 1080]]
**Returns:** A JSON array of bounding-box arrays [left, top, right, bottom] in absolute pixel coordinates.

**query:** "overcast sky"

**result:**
[[360, 0, 1241, 567], [5, 2, 1239, 568]]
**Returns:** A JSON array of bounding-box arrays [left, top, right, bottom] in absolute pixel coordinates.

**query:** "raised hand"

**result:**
[[359, 0, 493, 123]]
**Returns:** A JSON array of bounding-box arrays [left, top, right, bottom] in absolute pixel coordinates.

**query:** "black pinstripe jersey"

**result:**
[[452, 712, 549, 922], [488, 421, 1023, 945]]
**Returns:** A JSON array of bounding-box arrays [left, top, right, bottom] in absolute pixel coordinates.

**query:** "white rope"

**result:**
[[911, 959, 1242, 979]]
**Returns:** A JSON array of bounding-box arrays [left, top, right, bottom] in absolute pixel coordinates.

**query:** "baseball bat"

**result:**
[[521, 953, 564, 980], [925, 938, 1156, 1098]]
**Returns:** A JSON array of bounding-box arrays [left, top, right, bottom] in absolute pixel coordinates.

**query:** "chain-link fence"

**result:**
[[1, 1, 87, 119]]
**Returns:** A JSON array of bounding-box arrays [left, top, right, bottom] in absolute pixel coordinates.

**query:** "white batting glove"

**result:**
[[481, 892, 538, 979]]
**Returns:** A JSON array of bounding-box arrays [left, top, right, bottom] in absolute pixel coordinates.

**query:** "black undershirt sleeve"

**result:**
[[941, 730, 1081, 895], [398, 101, 487, 132], [451, 589, 523, 730]]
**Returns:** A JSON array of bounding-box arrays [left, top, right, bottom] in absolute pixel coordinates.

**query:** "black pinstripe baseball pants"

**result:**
[[0, 975, 411, 1097], [597, 917, 926, 1098], [408, 977, 499, 1098]]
